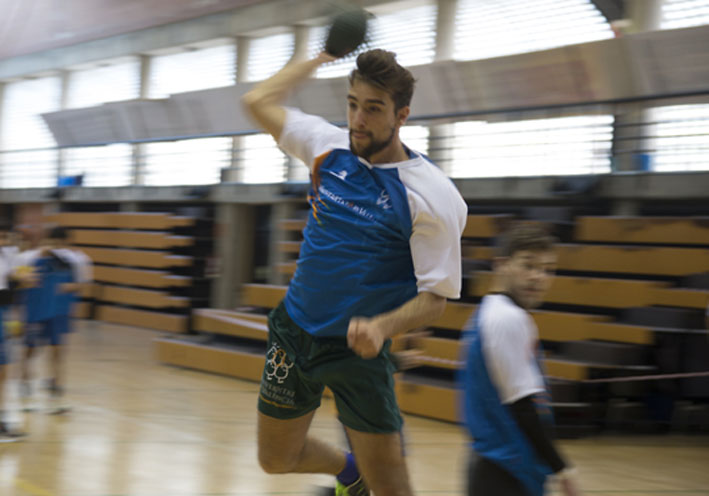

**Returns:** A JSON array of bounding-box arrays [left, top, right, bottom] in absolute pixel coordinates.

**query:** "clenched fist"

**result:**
[[347, 317, 385, 359]]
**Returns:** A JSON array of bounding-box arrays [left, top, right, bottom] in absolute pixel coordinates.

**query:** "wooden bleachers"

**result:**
[[157, 213, 709, 427], [468, 271, 708, 310], [464, 243, 709, 276], [575, 216, 709, 245], [53, 210, 207, 332], [80, 247, 192, 269], [99, 286, 190, 309], [98, 305, 187, 333], [93, 266, 190, 289], [462, 214, 514, 238], [47, 212, 195, 230], [70, 230, 193, 249]]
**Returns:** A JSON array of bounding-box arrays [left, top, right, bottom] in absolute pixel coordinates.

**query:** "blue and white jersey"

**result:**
[[16, 248, 91, 320], [0, 246, 19, 292], [279, 108, 467, 337], [459, 294, 553, 496]]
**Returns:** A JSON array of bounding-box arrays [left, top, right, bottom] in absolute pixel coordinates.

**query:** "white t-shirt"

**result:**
[[53, 248, 93, 284], [0, 246, 19, 290], [478, 293, 546, 404]]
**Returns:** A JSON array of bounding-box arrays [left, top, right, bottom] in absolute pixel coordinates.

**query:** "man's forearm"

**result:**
[[373, 291, 446, 340], [242, 52, 333, 108]]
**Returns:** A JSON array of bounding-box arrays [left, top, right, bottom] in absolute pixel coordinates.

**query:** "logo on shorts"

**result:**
[[265, 343, 294, 384]]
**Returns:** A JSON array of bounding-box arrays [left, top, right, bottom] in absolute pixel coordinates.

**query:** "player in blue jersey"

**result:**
[[460, 224, 582, 496], [243, 49, 467, 496], [0, 227, 27, 441], [19, 227, 91, 414]]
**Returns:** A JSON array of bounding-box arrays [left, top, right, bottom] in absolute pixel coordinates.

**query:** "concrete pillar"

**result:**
[[625, 0, 663, 33], [57, 70, 71, 181], [292, 24, 310, 63], [612, 199, 640, 216], [211, 203, 255, 308], [429, 0, 458, 172], [434, 0, 457, 61], [267, 201, 295, 285], [284, 25, 311, 181], [610, 0, 662, 175], [119, 202, 140, 212], [133, 55, 151, 185], [0, 82, 5, 188], [224, 36, 251, 183]]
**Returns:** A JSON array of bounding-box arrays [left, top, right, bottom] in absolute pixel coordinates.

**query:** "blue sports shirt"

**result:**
[[279, 108, 467, 337], [459, 294, 554, 496]]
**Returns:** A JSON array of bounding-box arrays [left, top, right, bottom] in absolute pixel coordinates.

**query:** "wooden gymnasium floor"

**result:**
[[1, 321, 707, 496]]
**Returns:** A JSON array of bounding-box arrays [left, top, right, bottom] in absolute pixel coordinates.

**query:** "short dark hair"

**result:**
[[47, 226, 68, 241], [495, 223, 556, 258], [348, 49, 415, 110]]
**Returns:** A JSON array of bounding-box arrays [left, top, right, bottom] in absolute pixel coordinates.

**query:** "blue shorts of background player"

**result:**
[[23, 314, 70, 348]]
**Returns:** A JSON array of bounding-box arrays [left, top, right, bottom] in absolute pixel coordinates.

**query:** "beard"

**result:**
[[349, 127, 396, 161]]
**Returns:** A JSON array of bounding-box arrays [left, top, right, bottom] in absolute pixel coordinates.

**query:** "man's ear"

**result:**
[[492, 256, 508, 274], [397, 105, 410, 127]]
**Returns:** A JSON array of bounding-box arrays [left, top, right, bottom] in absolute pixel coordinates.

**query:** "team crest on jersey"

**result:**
[[265, 343, 294, 384], [377, 189, 392, 209]]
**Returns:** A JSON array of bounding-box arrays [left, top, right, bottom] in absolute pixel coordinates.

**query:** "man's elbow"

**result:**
[[426, 292, 447, 319], [241, 89, 261, 114]]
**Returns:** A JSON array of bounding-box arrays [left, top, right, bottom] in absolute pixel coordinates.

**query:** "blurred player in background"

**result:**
[[19, 226, 91, 414], [0, 226, 26, 441], [460, 224, 582, 496]]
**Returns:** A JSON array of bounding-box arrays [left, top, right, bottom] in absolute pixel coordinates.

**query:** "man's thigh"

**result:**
[[323, 341, 402, 433], [346, 427, 413, 496], [258, 303, 324, 419], [257, 410, 316, 462]]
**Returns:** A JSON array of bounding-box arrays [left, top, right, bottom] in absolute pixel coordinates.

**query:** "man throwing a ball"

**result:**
[[243, 42, 467, 495]]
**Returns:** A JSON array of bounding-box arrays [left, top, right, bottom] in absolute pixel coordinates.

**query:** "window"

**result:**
[[63, 145, 134, 187], [0, 76, 61, 188], [144, 43, 235, 186], [648, 104, 709, 172], [64, 59, 140, 186], [239, 134, 288, 183], [148, 43, 236, 98], [247, 33, 294, 82], [401, 125, 430, 157], [662, 0, 709, 29], [444, 115, 613, 177], [454, 0, 613, 61], [143, 138, 231, 186], [67, 59, 140, 108]]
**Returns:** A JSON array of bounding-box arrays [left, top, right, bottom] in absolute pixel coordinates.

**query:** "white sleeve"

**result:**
[[0, 256, 8, 290], [14, 249, 40, 268], [278, 107, 348, 171], [482, 312, 546, 405], [69, 250, 92, 283], [406, 171, 468, 299]]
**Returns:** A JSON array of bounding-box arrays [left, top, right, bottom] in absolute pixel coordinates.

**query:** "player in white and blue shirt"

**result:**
[[243, 49, 467, 496], [459, 225, 582, 496], [281, 107, 465, 338], [18, 227, 92, 413]]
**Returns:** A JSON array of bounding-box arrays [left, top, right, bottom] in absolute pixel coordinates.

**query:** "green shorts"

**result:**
[[258, 302, 402, 433]]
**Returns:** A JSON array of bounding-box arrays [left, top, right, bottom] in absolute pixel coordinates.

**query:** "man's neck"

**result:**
[[368, 139, 410, 164]]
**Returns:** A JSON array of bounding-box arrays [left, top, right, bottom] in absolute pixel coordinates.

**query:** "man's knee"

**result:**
[[257, 444, 299, 474], [366, 479, 412, 496]]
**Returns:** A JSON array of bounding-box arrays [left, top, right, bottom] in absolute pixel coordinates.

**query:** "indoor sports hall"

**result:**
[[0, 1, 707, 495]]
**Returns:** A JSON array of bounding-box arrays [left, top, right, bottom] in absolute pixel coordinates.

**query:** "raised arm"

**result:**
[[347, 291, 446, 359], [241, 52, 335, 141]]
